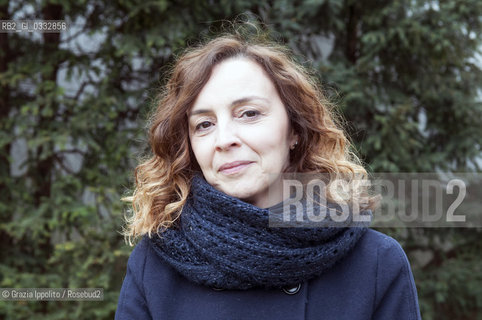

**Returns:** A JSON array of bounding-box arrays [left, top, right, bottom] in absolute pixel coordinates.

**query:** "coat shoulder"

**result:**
[[127, 235, 175, 277], [337, 228, 409, 273], [360, 229, 413, 275], [358, 228, 405, 252], [128, 236, 149, 262]]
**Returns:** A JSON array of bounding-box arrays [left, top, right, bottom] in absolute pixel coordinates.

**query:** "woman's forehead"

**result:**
[[189, 58, 277, 112]]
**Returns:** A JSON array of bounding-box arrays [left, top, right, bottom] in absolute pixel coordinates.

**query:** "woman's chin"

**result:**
[[222, 188, 257, 202]]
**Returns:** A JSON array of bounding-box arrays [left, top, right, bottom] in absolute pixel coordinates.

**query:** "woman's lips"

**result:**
[[218, 161, 254, 175]]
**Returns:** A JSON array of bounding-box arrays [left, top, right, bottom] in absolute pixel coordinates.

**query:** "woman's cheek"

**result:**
[[192, 137, 212, 168]]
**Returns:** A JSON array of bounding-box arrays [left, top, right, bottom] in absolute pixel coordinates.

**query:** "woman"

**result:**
[[116, 32, 422, 320]]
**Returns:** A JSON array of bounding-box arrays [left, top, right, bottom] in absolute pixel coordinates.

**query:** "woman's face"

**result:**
[[188, 57, 298, 208]]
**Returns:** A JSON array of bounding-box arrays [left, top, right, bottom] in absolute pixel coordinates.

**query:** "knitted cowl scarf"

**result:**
[[149, 175, 372, 290]]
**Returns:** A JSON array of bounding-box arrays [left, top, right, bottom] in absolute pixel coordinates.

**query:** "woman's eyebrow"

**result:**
[[188, 96, 268, 117], [189, 96, 268, 117], [230, 95, 269, 107], [189, 109, 211, 117]]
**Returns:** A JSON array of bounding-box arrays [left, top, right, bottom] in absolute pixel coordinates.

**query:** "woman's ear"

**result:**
[[289, 132, 300, 150]]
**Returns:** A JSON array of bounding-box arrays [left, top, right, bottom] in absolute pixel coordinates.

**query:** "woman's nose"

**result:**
[[214, 121, 241, 151]]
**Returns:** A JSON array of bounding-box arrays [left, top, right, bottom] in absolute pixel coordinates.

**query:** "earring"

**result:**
[[290, 141, 298, 150]]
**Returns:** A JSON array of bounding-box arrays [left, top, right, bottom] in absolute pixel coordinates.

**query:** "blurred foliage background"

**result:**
[[0, 0, 481, 319]]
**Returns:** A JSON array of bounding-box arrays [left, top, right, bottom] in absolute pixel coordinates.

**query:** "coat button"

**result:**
[[212, 286, 224, 291], [282, 283, 301, 295]]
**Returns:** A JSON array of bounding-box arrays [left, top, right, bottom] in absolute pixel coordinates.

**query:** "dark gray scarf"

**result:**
[[149, 175, 371, 290]]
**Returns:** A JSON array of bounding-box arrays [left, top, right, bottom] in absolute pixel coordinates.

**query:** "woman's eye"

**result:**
[[241, 110, 259, 118], [195, 121, 213, 131]]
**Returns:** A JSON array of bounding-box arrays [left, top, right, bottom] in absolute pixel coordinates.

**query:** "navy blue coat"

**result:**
[[115, 229, 422, 320]]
